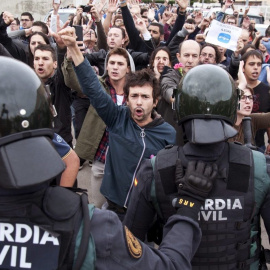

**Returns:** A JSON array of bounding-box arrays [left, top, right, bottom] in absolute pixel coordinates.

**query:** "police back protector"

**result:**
[[0, 186, 95, 270], [153, 143, 270, 270]]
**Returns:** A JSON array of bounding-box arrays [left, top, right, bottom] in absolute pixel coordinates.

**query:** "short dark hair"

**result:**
[[185, 18, 196, 25], [109, 26, 126, 39], [241, 50, 263, 64], [240, 44, 256, 55], [21, 12, 34, 21], [33, 21, 49, 35], [149, 22, 164, 36], [30, 32, 50, 46], [34, 44, 56, 61], [140, 8, 148, 16], [201, 43, 221, 63], [124, 69, 160, 103], [149, 46, 171, 70], [107, 47, 130, 67], [13, 18, 20, 26]]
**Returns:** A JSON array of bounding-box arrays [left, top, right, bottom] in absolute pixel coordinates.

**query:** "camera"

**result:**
[[82, 5, 92, 13]]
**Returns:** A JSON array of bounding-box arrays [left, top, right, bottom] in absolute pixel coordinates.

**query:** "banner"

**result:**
[[205, 20, 242, 51]]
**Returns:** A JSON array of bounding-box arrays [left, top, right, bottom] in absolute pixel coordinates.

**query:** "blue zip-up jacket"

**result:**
[[74, 59, 176, 207]]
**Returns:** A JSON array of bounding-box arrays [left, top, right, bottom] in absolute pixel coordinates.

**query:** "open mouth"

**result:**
[[135, 107, 144, 116]]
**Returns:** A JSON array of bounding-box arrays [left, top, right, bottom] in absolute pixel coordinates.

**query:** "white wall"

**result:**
[[0, 0, 89, 21]]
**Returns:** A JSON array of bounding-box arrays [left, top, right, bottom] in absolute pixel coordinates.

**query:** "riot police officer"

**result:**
[[123, 64, 270, 270], [0, 57, 219, 269]]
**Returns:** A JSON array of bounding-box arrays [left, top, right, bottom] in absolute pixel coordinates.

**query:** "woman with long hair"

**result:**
[[231, 61, 270, 150], [28, 32, 50, 68], [149, 46, 172, 80]]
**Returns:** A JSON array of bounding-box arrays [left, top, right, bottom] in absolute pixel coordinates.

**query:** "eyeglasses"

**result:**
[[21, 19, 30, 22], [200, 53, 215, 59], [240, 95, 255, 101]]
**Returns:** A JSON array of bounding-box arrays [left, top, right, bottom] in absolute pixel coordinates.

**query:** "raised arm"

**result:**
[[120, 1, 150, 53], [61, 53, 82, 93], [90, 6, 108, 50], [103, 0, 118, 35], [50, 0, 64, 33], [58, 27, 122, 128], [0, 12, 27, 63]]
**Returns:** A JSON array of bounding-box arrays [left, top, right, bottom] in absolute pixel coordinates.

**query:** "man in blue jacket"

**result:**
[[59, 27, 176, 220]]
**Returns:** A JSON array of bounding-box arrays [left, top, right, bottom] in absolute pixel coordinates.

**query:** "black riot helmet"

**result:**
[[175, 65, 239, 144], [0, 56, 64, 190]]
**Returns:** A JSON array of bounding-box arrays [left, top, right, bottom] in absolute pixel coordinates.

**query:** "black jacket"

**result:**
[[45, 47, 73, 144]]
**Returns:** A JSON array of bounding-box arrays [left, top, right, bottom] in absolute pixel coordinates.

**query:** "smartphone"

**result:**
[[54, 0, 61, 4], [73, 25, 83, 42]]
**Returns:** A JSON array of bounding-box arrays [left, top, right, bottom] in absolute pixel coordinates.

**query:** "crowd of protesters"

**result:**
[[1, 1, 270, 268]]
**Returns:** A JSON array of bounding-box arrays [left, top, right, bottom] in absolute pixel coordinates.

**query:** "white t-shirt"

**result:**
[[116, 95, 124, 105]]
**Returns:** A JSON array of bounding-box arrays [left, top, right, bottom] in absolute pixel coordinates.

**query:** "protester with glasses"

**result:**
[[20, 12, 34, 29], [9, 18, 20, 31], [231, 60, 270, 148], [199, 43, 221, 64]]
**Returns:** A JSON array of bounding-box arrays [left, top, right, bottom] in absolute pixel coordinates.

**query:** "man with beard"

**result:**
[[59, 27, 176, 220], [199, 43, 221, 65], [123, 64, 270, 269]]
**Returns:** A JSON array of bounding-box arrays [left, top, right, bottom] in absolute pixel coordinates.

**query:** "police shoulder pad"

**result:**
[[43, 186, 81, 221]]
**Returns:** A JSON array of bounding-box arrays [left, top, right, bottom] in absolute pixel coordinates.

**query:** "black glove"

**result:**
[[173, 159, 218, 220]]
